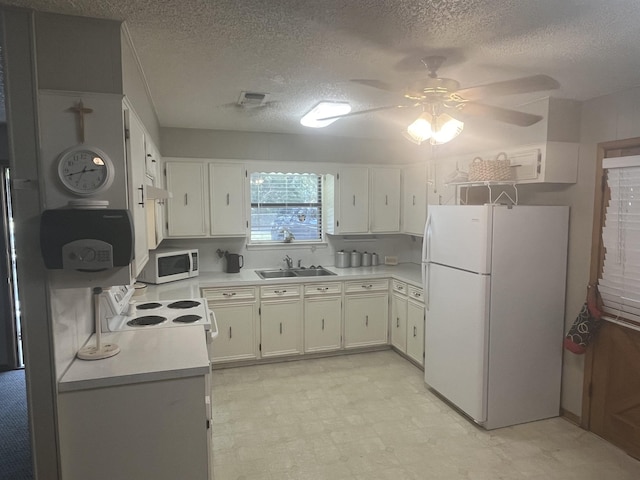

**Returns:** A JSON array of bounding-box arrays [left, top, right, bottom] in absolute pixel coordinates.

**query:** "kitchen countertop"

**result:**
[[58, 326, 210, 393], [136, 262, 423, 301]]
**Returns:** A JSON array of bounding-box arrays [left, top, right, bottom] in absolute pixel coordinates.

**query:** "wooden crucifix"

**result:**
[[68, 101, 93, 143]]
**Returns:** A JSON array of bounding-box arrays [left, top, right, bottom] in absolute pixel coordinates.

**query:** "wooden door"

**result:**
[[585, 140, 640, 459], [589, 322, 640, 459]]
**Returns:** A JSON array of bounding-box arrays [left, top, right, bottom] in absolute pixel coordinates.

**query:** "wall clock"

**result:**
[[57, 146, 115, 196]]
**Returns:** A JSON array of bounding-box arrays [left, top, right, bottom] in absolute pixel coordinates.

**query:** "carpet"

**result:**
[[0, 369, 33, 480]]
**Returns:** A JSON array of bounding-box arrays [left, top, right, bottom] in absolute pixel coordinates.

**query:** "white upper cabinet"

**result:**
[[209, 163, 246, 236], [370, 167, 401, 233], [165, 161, 209, 237], [402, 164, 428, 236], [324, 167, 369, 234], [123, 107, 148, 276]]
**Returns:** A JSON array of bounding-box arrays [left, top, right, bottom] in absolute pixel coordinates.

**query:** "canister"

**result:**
[[371, 253, 379, 266], [335, 250, 350, 268], [361, 251, 371, 267], [350, 250, 361, 268]]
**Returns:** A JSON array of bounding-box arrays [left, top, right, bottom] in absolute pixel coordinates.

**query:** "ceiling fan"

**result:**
[[320, 56, 560, 145]]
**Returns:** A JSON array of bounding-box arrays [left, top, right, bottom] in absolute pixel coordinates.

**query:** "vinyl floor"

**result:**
[[211, 350, 640, 480]]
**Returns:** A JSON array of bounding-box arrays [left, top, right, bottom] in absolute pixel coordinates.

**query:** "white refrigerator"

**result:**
[[422, 204, 569, 429]]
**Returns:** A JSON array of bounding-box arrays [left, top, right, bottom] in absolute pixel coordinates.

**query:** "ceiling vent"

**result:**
[[237, 91, 270, 108]]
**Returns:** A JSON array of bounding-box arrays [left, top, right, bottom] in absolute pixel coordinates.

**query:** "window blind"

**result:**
[[249, 172, 322, 242], [599, 155, 640, 323]]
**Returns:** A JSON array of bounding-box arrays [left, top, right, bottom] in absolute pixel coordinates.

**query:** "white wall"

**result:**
[[161, 234, 420, 273], [161, 127, 426, 165]]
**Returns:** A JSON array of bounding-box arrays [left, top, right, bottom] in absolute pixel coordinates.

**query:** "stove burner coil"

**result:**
[[167, 300, 201, 309], [173, 314, 203, 324], [136, 302, 162, 310], [127, 315, 167, 327]]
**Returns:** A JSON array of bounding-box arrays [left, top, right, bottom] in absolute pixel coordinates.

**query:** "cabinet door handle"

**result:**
[[138, 185, 145, 207], [280, 322, 283, 334], [184, 193, 188, 205], [385, 195, 388, 206], [226, 193, 230, 205], [412, 195, 416, 206], [322, 318, 325, 330], [229, 326, 232, 339], [396, 317, 399, 328], [413, 326, 417, 337], [366, 315, 369, 326], [353, 195, 356, 206]]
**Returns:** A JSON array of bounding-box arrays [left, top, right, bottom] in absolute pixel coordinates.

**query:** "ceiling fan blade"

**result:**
[[317, 104, 410, 121], [460, 102, 544, 127], [455, 75, 560, 101], [350, 79, 398, 92]]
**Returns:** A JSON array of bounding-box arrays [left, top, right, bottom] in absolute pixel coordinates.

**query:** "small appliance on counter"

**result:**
[[138, 248, 199, 284], [224, 252, 244, 273]]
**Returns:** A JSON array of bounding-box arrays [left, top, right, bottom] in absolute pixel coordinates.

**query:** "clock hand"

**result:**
[[65, 167, 102, 177]]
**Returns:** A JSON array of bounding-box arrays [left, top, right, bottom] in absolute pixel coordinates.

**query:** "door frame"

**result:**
[[582, 136, 640, 429]]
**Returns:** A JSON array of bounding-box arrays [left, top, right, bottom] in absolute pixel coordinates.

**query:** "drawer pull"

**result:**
[[317, 287, 329, 292], [223, 292, 236, 298], [362, 284, 373, 289], [274, 290, 287, 295]]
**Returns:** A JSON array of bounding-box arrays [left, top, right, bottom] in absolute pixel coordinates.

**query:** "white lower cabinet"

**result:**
[[344, 280, 389, 348], [58, 374, 210, 480], [391, 281, 408, 352], [203, 287, 258, 363], [260, 285, 303, 357], [406, 286, 425, 366], [304, 282, 342, 353]]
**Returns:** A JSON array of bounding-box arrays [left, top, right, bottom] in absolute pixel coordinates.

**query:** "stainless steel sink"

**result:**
[[292, 268, 336, 277], [255, 267, 336, 279], [256, 270, 298, 279]]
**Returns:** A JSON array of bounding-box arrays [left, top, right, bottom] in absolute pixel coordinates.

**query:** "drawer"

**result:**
[[345, 279, 389, 293], [392, 279, 407, 294], [304, 282, 343, 296], [260, 284, 301, 299], [202, 286, 256, 302], [408, 285, 424, 303]]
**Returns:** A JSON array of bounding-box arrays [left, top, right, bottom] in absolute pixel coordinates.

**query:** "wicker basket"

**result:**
[[468, 152, 512, 182]]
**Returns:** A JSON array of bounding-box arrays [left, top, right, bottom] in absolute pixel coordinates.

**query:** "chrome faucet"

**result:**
[[284, 255, 293, 269]]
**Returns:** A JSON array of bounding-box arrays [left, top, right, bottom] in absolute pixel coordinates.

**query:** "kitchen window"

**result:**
[[249, 172, 322, 243], [597, 153, 640, 326]]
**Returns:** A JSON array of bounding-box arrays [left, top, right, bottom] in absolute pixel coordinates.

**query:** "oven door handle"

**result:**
[[208, 309, 219, 340]]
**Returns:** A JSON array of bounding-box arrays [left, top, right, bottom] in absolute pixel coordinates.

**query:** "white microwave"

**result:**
[[138, 248, 199, 284]]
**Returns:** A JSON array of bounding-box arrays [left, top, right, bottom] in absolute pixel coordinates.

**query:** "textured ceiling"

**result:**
[[4, 0, 640, 138]]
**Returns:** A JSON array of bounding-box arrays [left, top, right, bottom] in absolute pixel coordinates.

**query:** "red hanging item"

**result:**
[[564, 284, 603, 354]]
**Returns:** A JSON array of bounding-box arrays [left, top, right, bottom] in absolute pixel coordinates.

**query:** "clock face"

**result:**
[[57, 147, 114, 195]]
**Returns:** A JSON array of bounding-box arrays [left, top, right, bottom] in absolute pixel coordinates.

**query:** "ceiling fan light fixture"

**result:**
[[404, 112, 463, 145], [300, 101, 351, 128], [431, 113, 464, 145]]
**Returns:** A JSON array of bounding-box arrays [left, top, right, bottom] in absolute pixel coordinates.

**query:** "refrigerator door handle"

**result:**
[[422, 213, 432, 262], [422, 262, 430, 311]]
